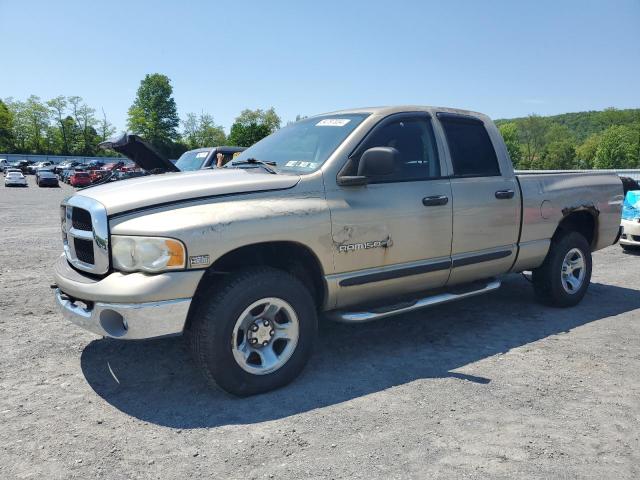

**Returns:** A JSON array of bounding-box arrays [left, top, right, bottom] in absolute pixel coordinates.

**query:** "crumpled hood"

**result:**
[[77, 169, 300, 215]]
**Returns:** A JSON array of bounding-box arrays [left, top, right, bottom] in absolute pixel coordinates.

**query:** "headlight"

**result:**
[[111, 235, 186, 273]]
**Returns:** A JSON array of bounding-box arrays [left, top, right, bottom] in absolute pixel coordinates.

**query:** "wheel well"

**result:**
[[193, 241, 325, 309], [552, 210, 597, 248]]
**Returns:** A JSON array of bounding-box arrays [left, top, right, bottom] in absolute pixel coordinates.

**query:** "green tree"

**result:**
[[541, 140, 577, 169], [0, 99, 15, 151], [183, 112, 226, 149], [98, 108, 116, 143], [5, 98, 29, 152], [594, 125, 638, 169], [518, 114, 548, 168], [47, 96, 72, 154], [24, 95, 50, 153], [575, 133, 601, 168], [498, 122, 522, 167], [127, 73, 180, 156], [69, 96, 100, 155], [227, 107, 281, 147]]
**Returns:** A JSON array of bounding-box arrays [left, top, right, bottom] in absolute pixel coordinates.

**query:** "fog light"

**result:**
[[99, 309, 128, 337]]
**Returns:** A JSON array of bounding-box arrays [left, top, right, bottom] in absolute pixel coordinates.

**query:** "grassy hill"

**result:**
[[494, 108, 640, 169], [496, 108, 640, 142]]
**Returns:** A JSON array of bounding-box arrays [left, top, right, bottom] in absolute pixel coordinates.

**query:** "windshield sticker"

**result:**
[[285, 161, 318, 169], [316, 118, 351, 127], [196, 152, 208, 158]]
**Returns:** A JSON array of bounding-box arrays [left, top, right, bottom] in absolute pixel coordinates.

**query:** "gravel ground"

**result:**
[[1, 175, 639, 480]]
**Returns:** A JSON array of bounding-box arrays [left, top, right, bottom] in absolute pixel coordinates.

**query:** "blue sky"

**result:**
[[1, 0, 638, 133]]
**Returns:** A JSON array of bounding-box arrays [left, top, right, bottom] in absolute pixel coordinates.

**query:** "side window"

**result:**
[[439, 116, 500, 177], [353, 117, 441, 182]]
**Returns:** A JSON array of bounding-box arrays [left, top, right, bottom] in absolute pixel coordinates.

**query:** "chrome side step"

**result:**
[[328, 279, 502, 323]]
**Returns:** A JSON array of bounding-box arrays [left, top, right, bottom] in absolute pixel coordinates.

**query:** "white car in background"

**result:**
[[5, 171, 28, 187]]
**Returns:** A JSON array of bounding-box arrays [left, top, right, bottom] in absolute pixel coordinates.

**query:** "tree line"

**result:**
[[2, 71, 639, 168], [496, 108, 640, 170], [0, 73, 283, 159], [0, 95, 117, 157]]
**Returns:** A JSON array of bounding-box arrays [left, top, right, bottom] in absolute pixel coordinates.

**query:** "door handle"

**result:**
[[422, 195, 449, 206], [495, 190, 515, 199]]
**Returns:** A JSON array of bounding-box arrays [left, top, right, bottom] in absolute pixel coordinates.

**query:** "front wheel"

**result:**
[[532, 231, 592, 307], [187, 267, 317, 396]]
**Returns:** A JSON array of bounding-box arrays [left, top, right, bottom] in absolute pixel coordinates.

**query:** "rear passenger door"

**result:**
[[436, 113, 520, 285]]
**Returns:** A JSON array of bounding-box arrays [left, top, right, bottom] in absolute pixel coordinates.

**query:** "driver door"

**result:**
[[326, 113, 453, 308]]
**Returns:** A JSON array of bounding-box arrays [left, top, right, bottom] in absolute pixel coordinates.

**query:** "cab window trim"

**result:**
[[339, 112, 445, 185], [436, 112, 502, 178]]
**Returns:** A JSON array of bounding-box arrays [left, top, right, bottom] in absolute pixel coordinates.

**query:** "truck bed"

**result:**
[[512, 171, 623, 272]]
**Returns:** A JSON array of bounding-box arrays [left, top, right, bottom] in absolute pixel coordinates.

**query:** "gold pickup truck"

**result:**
[[53, 106, 623, 396]]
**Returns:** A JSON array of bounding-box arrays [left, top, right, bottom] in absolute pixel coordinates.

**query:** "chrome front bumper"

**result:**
[[54, 288, 191, 340]]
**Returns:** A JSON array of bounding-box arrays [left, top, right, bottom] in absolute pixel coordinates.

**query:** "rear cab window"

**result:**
[[437, 113, 500, 177]]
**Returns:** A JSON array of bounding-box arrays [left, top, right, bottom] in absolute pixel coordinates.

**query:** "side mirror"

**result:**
[[338, 147, 398, 186], [358, 147, 397, 177]]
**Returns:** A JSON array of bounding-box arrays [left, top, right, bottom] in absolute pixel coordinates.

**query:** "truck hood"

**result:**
[[99, 133, 180, 173], [77, 169, 301, 215]]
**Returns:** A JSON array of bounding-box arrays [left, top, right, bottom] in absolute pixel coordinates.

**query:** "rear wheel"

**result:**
[[532, 231, 592, 307], [188, 267, 317, 396]]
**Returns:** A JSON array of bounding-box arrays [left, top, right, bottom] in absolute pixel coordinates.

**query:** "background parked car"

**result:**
[[35, 165, 55, 181], [36, 170, 59, 187], [4, 167, 22, 176], [88, 170, 106, 184], [69, 171, 91, 187], [27, 161, 53, 174], [85, 161, 105, 171], [54, 161, 81, 175], [3, 160, 31, 174], [4, 171, 28, 187], [61, 168, 85, 183], [115, 170, 146, 181]]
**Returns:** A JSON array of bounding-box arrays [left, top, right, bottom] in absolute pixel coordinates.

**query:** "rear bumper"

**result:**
[[54, 288, 191, 339]]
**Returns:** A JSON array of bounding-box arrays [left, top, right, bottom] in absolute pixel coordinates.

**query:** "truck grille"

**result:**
[[71, 208, 92, 231], [61, 196, 109, 275], [73, 238, 95, 264]]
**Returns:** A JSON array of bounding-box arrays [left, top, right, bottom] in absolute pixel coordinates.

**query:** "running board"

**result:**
[[328, 279, 502, 323]]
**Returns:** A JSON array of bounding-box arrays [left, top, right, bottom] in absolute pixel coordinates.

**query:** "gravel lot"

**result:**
[[1, 175, 639, 479]]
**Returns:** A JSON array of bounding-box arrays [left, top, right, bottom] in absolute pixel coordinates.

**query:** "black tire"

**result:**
[[621, 243, 640, 252], [187, 267, 317, 396], [532, 231, 592, 307]]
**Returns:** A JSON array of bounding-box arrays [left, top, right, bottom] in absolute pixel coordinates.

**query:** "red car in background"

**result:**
[[69, 171, 92, 187], [89, 170, 106, 183]]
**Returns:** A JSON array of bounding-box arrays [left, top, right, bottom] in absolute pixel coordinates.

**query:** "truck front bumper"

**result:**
[[620, 219, 640, 247], [54, 289, 191, 339], [53, 254, 204, 340]]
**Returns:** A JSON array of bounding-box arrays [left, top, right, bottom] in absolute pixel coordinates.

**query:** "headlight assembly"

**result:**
[[111, 235, 186, 273]]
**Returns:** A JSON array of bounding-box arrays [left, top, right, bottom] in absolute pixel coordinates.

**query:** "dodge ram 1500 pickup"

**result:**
[[53, 106, 623, 396]]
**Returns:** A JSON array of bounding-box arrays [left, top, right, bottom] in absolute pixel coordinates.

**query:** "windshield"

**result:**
[[175, 150, 211, 171], [231, 113, 369, 174]]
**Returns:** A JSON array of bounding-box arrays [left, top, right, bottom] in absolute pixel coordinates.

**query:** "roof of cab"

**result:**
[[313, 105, 491, 122]]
